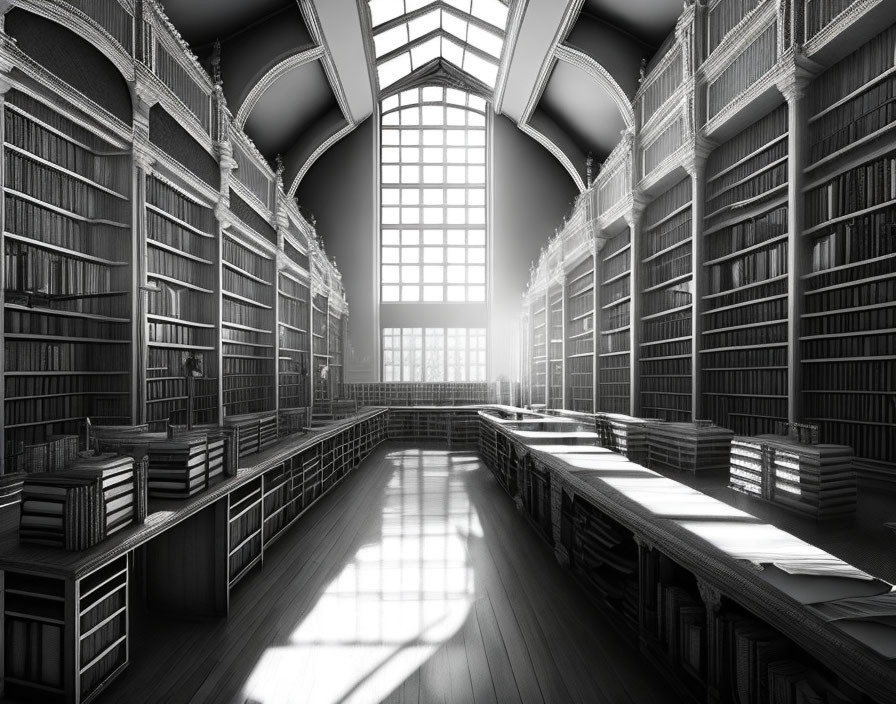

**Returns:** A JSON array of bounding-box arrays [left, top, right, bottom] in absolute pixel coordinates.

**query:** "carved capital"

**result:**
[[697, 577, 723, 612], [776, 52, 821, 104], [216, 139, 238, 171], [624, 193, 649, 228], [133, 145, 155, 173], [214, 199, 232, 229], [681, 136, 715, 178], [633, 533, 655, 551]]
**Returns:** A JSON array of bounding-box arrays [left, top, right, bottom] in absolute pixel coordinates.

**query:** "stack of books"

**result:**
[[19, 454, 142, 549], [645, 420, 733, 474], [146, 437, 210, 499]]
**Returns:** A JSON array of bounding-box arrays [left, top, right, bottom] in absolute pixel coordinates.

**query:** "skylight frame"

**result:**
[[367, 0, 509, 96]]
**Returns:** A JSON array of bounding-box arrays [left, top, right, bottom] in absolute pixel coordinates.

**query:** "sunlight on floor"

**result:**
[[242, 450, 482, 704]]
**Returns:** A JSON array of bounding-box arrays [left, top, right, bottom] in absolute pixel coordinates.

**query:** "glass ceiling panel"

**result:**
[[368, 0, 508, 95]]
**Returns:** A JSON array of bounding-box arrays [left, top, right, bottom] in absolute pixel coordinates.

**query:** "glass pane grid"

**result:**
[[368, 1, 507, 89], [383, 327, 486, 381], [381, 87, 487, 304]]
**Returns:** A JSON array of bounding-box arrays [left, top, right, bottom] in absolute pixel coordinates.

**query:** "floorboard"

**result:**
[[93, 443, 676, 704]]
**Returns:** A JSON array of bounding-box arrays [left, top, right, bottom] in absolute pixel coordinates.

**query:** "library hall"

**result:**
[[1, 0, 896, 702]]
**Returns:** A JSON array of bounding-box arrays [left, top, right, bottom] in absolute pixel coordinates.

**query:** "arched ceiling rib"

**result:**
[[154, 0, 684, 192]]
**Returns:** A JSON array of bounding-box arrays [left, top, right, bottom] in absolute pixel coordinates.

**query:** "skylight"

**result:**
[[368, 0, 509, 92]]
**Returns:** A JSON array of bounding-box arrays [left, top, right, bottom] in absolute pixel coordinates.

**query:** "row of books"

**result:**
[[801, 391, 893, 423], [147, 280, 209, 321], [802, 305, 894, 336], [706, 240, 787, 294], [147, 175, 215, 234], [703, 321, 787, 350], [149, 246, 216, 290], [222, 297, 272, 328], [5, 307, 128, 339], [801, 334, 893, 359], [599, 330, 630, 354], [703, 396, 785, 437], [602, 299, 630, 329], [809, 209, 896, 274], [644, 175, 692, 247], [147, 320, 215, 347], [224, 325, 273, 347], [809, 78, 896, 165], [223, 357, 275, 376], [279, 295, 309, 327], [566, 288, 594, 319], [224, 267, 274, 304], [637, 374, 691, 394], [704, 296, 787, 333], [641, 338, 689, 360], [642, 247, 691, 290], [6, 395, 127, 427], [4, 240, 117, 296], [278, 328, 309, 353], [704, 275, 788, 311], [223, 236, 273, 282], [645, 215, 691, 258], [6, 151, 128, 222], [5, 340, 129, 372], [641, 356, 690, 375], [807, 418, 894, 464], [225, 413, 278, 458], [802, 359, 893, 391], [704, 368, 786, 395], [567, 336, 594, 356], [641, 309, 691, 342], [705, 206, 787, 261], [5, 105, 125, 192], [601, 249, 631, 283], [654, 582, 704, 680], [643, 282, 692, 317], [807, 153, 896, 227], [228, 480, 263, 585], [6, 196, 127, 258], [19, 454, 146, 549], [147, 210, 215, 257]]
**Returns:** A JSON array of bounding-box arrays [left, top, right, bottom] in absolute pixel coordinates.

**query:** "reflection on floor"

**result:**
[[100, 444, 676, 704]]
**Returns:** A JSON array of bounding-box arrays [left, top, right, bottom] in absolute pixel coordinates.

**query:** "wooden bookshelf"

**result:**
[[529, 294, 547, 406], [3, 88, 132, 471], [598, 229, 631, 414], [802, 23, 896, 465], [277, 269, 310, 413], [565, 256, 595, 413], [221, 234, 275, 417], [640, 177, 693, 421], [144, 176, 218, 431], [0, 408, 387, 703], [547, 284, 564, 408], [702, 105, 789, 436]]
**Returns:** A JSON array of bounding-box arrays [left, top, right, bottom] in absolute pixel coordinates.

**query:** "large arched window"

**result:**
[[379, 86, 490, 381]]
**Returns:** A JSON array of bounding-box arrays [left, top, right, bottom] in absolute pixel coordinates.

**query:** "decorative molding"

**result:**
[[519, 122, 585, 193], [803, 0, 883, 56], [298, 0, 354, 123], [287, 120, 357, 196], [554, 44, 634, 130], [698, 0, 778, 83], [234, 46, 326, 128], [775, 49, 822, 103], [697, 577, 723, 613]]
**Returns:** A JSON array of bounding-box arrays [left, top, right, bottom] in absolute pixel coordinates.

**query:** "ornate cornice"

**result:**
[[803, 0, 883, 57], [288, 120, 357, 196], [775, 48, 822, 103], [519, 122, 585, 193], [554, 43, 634, 130], [234, 47, 326, 128], [698, 0, 777, 83]]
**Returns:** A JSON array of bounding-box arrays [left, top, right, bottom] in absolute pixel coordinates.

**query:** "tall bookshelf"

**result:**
[[547, 284, 564, 408], [702, 105, 789, 436], [529, 293, 547, 405], [640, 177, 693, 421], [598, 228, 631, 414], [802, 22, 896, 466], [565, 256, 595, 413], [277, 268, 310, 411], [144, 175, 218, 430], [3, 88, 132, 469], [311, 290, 329, 409], [221, 232, 275, 417], [328, 308, 344, 398]]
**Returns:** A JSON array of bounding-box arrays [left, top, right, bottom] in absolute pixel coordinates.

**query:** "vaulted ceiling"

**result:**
[[160, 0, 683, 195]]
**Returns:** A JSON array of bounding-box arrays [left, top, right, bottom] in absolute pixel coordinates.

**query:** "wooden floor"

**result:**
[[98, 444, 677, 704]]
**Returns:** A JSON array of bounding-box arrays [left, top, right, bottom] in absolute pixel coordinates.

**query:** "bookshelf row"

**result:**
[[0, 409, 388, 703], [0, 69, 346, 467], [522, 19, 896, 466]]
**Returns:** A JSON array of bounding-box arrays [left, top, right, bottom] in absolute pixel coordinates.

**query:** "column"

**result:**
[[0, 42, 12, 472], [626, 196, 648, 418], [777, 61, 814, 423], [592, 231, 605, 413], [130, 84, 157, 426], [684, 140, 712, 420]]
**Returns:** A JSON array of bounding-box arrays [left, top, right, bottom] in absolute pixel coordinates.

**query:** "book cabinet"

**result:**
[[0, 408, 387, 703], [519, 2, 896, 476], [564, 256, 595, 413], [478, 408, 896, 704], [597, 228, 631, 414]]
